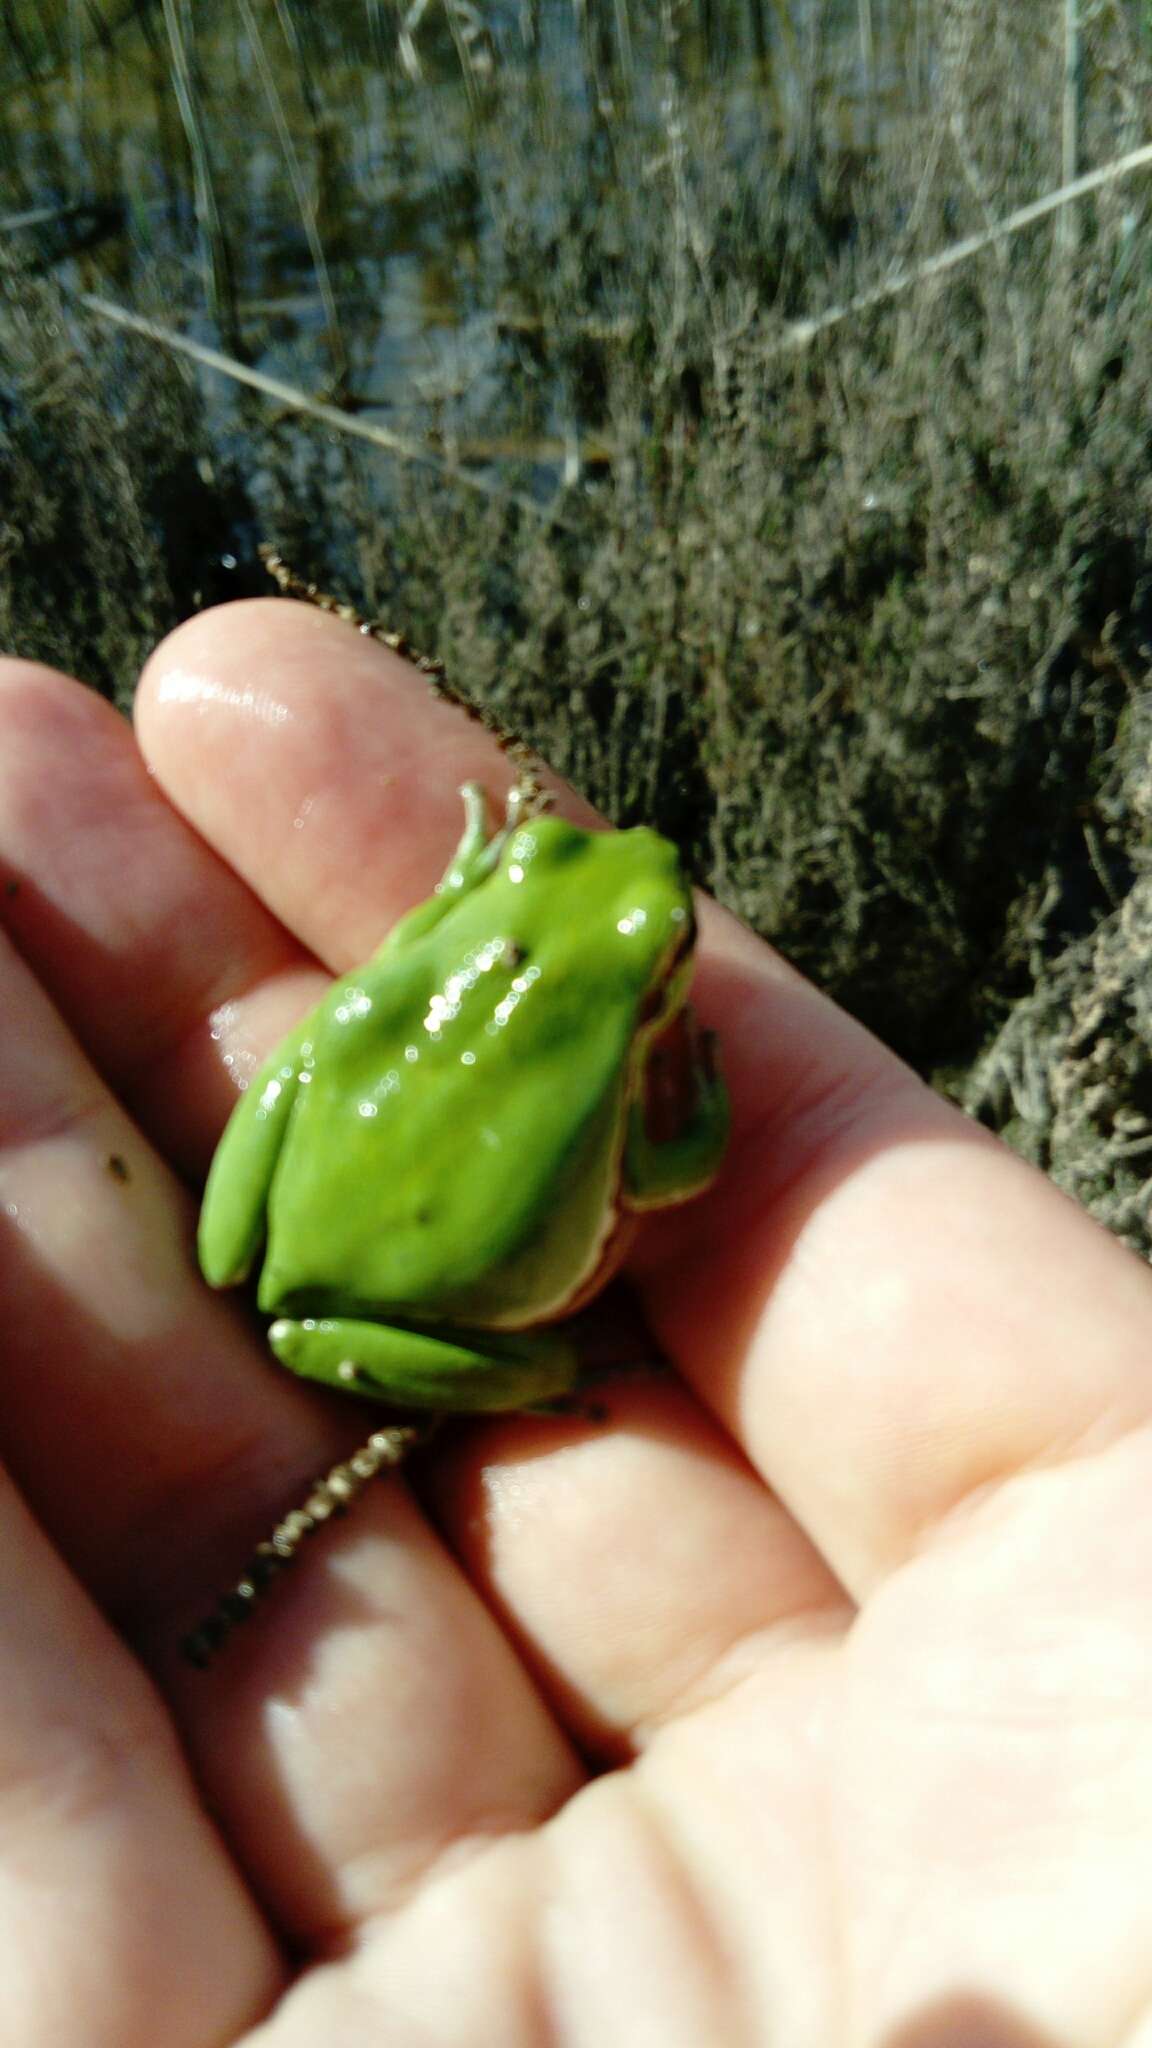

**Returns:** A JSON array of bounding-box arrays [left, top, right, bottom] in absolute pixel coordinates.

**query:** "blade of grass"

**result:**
[[772, 139, 1152, 352], [237, 0, 349, 391]]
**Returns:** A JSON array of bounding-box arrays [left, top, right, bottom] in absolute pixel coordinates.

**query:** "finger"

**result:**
[[0, 646, 745, 1744], [0, 647, 612, 1962], [0, 648, 589, 1940], [421, 1375, 849, 1760], [0, 1464, 279, 2047], [134, 597, 596, 975], [0, 659, 322, 1179], [178, 1475, 587, 1941], [138, 597, 1152, 1616], [0, 911, 345, 1606], [635, 904, 1152, 1593], [0, 915, 584, 1944]]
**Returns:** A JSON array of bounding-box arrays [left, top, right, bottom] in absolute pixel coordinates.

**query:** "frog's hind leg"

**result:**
[[180, 1317, 580, 1664], [267, 1314, 579, 1413]]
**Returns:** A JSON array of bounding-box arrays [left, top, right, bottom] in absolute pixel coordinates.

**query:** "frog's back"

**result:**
[[257, 820, 687, 1328]]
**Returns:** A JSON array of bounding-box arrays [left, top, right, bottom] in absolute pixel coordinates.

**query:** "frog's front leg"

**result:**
[[268, 1312, 580, 1413], [625, 1012, 729, 1209]]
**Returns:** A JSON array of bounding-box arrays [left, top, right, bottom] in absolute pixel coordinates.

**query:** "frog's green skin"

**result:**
[[199, 786, 728, 1414]]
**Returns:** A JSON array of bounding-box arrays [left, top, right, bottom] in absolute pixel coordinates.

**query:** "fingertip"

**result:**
[[133, 593, 530, 966], [0, 654, 125, 750], [135, 594, 441, 753]]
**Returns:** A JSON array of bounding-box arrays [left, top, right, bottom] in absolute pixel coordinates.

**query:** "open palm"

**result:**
[[2, 599, 1151, 2048]]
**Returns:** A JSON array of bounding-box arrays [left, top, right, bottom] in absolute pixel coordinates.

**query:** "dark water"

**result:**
[[0, 1, 933, 457]]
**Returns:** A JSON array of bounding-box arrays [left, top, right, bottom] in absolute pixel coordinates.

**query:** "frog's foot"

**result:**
[[267, 1314, 580, 1413], [181, 1421, 432, 1667], [444, 775, 551, 892], [503, 769, 553, 828]]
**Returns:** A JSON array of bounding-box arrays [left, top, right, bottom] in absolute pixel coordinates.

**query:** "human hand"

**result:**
[[2, 600, 1151, 2047]]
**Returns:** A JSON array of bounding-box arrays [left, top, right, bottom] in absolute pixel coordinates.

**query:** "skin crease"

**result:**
[[0, 605, 1151, 2045]]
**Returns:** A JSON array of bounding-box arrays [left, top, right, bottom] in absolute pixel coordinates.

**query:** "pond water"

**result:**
[[1, 0, 934, 464]]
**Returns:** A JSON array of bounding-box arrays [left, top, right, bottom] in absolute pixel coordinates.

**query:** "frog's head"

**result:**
[[497, 814, 697, 1023]]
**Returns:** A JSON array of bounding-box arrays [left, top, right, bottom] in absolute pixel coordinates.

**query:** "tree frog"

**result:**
[[199, 784, 728, 1417]]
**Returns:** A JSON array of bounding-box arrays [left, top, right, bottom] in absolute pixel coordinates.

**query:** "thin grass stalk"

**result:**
[[798, 0, 832, 158], [362, 0, 385, 58], [239, 0, 349, 393], [857, 0, 876, 146], [1058, 0, 1084, 252], [159, 0, 242, 356], [439, 0, 491, 102], [612, 0, 633, 77], [743, 0, 769, 69]]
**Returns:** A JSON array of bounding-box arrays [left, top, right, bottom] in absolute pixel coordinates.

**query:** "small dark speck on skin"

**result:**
[[107, 1155, 131, 1183], [4, 878, 18, 899]]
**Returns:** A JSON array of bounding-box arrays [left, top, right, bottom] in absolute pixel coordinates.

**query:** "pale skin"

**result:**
[[1, 604, 1152, 2048]]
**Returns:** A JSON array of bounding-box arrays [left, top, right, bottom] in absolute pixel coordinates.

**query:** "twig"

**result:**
[[771, 139, 1152, 354], [182, 1422, 434, 1667], [73, 289, 576, 526]]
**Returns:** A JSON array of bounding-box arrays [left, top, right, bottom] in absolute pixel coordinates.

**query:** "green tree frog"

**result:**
[[199, 784, 729, 1417]]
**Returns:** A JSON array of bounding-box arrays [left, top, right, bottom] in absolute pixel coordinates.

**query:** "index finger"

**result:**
[[136, 597, 1152, 1603]]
